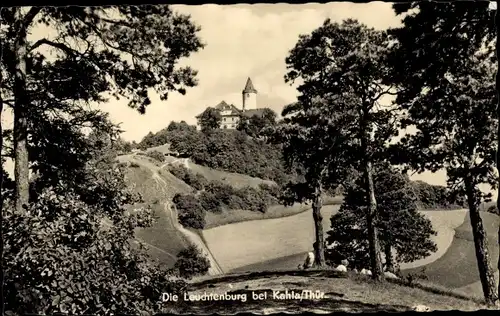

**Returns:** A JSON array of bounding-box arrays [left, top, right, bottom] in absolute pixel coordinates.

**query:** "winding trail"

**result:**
[[118, 153, 223, 276]]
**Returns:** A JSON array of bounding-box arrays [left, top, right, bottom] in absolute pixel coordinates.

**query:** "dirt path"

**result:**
[[118, 154, 223, 276], [165, 201, 224, 275]]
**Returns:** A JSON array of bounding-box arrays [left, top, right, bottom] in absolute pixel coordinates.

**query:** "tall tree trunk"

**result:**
[[495, 0, 500, 303], [312, 184, 326, 267], [384, 243, 394, 273], [0, 72, 4, 316], [364, 160, 384, 281], [12, 11, 30, 214], [464, 175, 498, 305], [360, 109, 384, 281]]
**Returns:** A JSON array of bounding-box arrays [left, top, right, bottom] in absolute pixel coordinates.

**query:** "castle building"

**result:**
[[196, 77, 267, 130]]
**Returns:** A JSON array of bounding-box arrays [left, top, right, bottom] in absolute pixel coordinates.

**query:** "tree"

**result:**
[[174, 244, 211, 279], [3, 120, 190, 314], [172, 193, 206, 229], [388, 2, 498, 304], [1, 5, 204, 215], [284, 19, 398, 280], [1, 5, 204, 313], [269, 96, 354, 267], [198, 107, 222, 132], [327, 163, 437, 272]]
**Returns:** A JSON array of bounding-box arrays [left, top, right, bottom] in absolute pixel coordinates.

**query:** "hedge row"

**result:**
[[170, 165, 282, 229]]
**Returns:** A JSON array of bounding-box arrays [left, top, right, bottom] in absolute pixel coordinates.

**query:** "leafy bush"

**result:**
[[172, 193, 206, 229], [169, 164, 188, 180], [168, 165, 208, 191], [174, 244, 211, 279], [146, 150, 165, 162], [326, 165, 437, 271], [130, 162, 141, 168], [411, 180, 467, 209], [205, 181, 236, 205], [198, 191, 223, 213], [3, 147, 187, 315]]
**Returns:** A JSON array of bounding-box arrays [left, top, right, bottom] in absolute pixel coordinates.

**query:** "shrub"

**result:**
[[146, 150, 165, 162], [258, 183, 281, 199], [205, 181, 235, 205], [172, 194, 206, 229], [185, 172, 207, 191], [174, 244, 211, 280], [169, 164, 188, 180], [236, 186, 268, 213], [130, 162, 141, 168], [198, 191, 223, 213], [168, 165, 208, 191]]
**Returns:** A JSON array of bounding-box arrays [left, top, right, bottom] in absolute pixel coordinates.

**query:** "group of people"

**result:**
[[299, 251, 399, 280]]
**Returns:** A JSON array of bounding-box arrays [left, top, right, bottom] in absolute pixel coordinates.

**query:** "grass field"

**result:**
[[205, 195, 344, 229], [401, 211, 499, 290], [209, 208, 469, 274], [119, 155, 193, 267], [172, 270, 487, 313], [187, 161, 275, 189], [202, 205, 341, 272]]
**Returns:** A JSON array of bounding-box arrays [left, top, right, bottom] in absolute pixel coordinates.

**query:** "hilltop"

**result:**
[[111, 123, 496, 306], [161, 270, 490, 313]]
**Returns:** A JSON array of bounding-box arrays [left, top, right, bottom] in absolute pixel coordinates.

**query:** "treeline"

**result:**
[[138, 122, 464, 211], [411, 181, 467, 210], [170, 164, 281, 229], [138, 121, 290, 184]]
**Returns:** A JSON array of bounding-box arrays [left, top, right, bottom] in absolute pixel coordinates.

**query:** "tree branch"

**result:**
[[16, 7, 42, 37], [29, 38, 81, 56]]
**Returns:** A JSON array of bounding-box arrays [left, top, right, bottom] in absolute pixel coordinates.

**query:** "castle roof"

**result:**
[[242, 77, 257, 94], [241, 108, 266, 118], [195, 100, 242, 118]]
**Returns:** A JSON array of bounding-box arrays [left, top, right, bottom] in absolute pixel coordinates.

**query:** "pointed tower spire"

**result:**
[[242, 77, 257, 94]]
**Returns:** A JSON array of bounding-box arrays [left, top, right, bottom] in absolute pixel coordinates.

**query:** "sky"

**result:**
[[1, 2, 496, 195]]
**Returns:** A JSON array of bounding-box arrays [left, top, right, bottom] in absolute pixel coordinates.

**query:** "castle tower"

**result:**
[[242, 77, 257, 111]]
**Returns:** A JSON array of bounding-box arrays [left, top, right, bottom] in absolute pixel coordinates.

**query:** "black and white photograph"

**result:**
[[1, 1, 500, 314]]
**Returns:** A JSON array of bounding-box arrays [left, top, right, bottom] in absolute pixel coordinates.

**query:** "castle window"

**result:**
[[223, 125, 227, 129], [223, 117, 226, 122], [246, 93, 250, 98]]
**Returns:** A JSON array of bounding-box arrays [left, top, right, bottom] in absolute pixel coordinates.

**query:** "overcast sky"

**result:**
[[2, 2, 496, 195]]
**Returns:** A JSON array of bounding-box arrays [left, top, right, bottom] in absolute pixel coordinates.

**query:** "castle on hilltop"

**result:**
[[195, 77, 267, 130]]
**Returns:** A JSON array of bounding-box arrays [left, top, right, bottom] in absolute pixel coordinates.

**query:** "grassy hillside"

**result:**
[[119, 155, 193, 267], [202, 205, 340, 272], [223, 209, 470, 274], [186, 161, 275, 189], [401, 211, 499, 290], [164, 270, 487, 313]]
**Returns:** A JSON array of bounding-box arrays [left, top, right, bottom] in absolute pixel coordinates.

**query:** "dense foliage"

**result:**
[[411, 181, 467, 210], [173, 244, 211, 279], [3, 128, 188, 315], [172, 193, 206, 229], [388, 1, 498, 304], [237, 108, 278, 138], [145, 150, 166, 163], [139, 125, 288, 184], [326, 164, 437, 272], [168, 164, 208, 191], [171, 167, 282, 229], [198, 107, 222, 132]]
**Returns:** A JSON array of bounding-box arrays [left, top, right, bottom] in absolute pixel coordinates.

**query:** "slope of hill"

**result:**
[[117, 154, 197, 268], [118, 149, 498, 301], [202, 205, 340, 272], [166, 156, 275, 189], [163, 270, 486, 313], [401, 211, 499, 290]]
